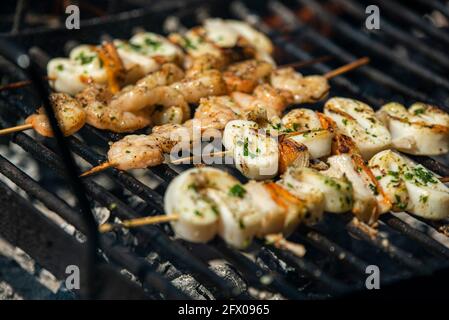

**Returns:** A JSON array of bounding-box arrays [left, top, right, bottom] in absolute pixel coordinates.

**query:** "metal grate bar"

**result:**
[[332, 0, 449, 70], [0, 154, 189, 299], [370, 0, 449, 46], [266, 1, 432, 103], [296, 0, 449, 94]]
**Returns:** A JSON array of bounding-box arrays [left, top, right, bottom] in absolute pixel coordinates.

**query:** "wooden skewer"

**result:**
[[0, 76, 56, 92], [80, 161, 116, 177], [99, 214, 180, 233], [440, 177, 449, 183], [0, 123, 33, 135], [99, 214, 306, 257], [80, 150, 233, 177], [323, 57, 370, 79]]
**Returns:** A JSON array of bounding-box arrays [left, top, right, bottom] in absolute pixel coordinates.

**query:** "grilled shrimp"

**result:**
[[25, 93, 86, 137], [164, 167, 242, 243], [376, 102, 449, 155], [281, 109, 334, 159], [185, 53, 227, 77], [188, 96, 241, 132], [369, 150, 449, 220], [324, 97, 392, 160], [48, 45, 107, 95], [170, 69, 228, 104], [223, 60, 273, 93], [281, 166, 353, 214], [231, 84, 293, 119], [76, 84, 153, 132], [270, 68, 330, 104], [107, 124, 187, 170], [108, 63, 185, 112]]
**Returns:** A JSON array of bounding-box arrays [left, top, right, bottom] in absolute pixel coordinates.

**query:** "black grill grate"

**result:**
[[1, 0, 449, 299]]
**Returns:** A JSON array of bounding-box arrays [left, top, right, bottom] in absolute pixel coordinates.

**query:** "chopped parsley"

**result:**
[[419, 195, 429, 204], [56, 64, 64, 71], [75, 51, 97, 65], [144, 37, 162, 51], [194, 210, 203, 217], [414, 108, 425, 115], [404, 166, 437, 185], [183, 37, 197, 50], [129, 42, 143, 51], [369, 183, 379, 195], [229, 184, 246, 198], [342, 118, 348, 126]]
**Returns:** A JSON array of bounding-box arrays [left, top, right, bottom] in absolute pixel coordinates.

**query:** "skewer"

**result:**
[[0, 55, 332, 137], [323, 57, 369, 79], [99, 214, 180, 233], [99, 214, 305, 257], [80, 58, 370, 177], [80, 150, 232, 177], [0, 123, 33, 135], [0, 76, 56, 92], [440, 177, 449, 183]]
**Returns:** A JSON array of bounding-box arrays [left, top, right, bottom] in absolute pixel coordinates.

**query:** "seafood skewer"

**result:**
[[80, 59, 369, 177]]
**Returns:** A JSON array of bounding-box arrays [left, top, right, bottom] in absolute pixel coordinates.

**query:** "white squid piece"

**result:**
[[376, 102, 449, 155], [281, 167, 353, 214], [164, 167, 238, 243], [48, 45, 107, 95], [369, 150, 449, 220], [324, 97, 392, 160], [282, 109, 334, 159], [323, 154, 391, 225]]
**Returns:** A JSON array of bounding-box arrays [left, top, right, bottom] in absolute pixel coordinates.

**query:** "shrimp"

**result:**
[[324, 97, 392, 160], [223, 59, 273, 93], [25, 93, 86, 137], [108, 63, 185, 112], [76, 84, 153, 132], [188, 96, 241, 132], [170, 69, 228, 104], [231, 84, 293, 119], [107, 123, 187, 170], [376, 102, 449, 155], [369, 149, 449, 220], [270, 68, 330, 104]]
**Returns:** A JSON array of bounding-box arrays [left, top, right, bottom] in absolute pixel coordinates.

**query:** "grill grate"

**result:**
[[1, 0, 449, 299]]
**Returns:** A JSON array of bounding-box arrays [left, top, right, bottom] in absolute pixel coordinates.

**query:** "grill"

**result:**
[[1, 0, 449, 300]]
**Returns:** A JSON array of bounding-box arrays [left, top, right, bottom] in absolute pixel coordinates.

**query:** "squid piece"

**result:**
[[165, 167, 239, 243], [281, 166, 353, 214], [376, 102, 449, 156], [279, 109, 334, 159], [324, 97, 391, 160], [369, 149, 449, 220]]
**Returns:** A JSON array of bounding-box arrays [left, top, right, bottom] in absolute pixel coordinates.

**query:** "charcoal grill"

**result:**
[[1, 0, 449, 300]]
